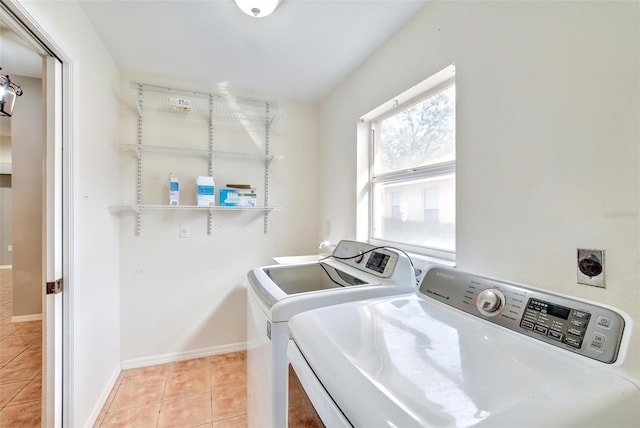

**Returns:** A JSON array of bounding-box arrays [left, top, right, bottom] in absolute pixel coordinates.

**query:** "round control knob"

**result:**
[[476, 289, 505, 316]]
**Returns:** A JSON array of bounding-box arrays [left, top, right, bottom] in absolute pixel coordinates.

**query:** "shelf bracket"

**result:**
[[263, 102, 271, 234], [135, 83, 144, 236], [135, 209, 142, 236]]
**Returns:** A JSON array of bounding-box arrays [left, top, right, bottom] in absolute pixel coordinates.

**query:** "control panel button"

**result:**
[[567, 328, 584, 337], [573, 310, 591, 320], [590, 333, 606, 352], [520, 320, 534, 330], [570, 319, 587, 328], [564, 337, 582, 348], [596, 316, 612, 329], [548, 330, 563, 341], [534, 325, 548, 335]]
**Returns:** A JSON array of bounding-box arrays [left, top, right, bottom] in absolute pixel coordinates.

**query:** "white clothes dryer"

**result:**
[[288, 266, 640, 427], [246, 240, 417, 428]]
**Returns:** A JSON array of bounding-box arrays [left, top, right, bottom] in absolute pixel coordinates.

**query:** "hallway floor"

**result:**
[[0, 268, 42, 427], [94, 352, 248, 427]]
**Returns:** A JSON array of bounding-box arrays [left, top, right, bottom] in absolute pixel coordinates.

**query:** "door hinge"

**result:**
[[46, 278, 63, 294]]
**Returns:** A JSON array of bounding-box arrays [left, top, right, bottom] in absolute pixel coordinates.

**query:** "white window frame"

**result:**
[[358, 65, 456, 261]]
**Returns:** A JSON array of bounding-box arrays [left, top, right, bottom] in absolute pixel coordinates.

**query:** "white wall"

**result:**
[[118, 73, 320, 363], [0, 134, 12, 265], [17, 1, 121, 426], [319, 1, 640, 324], [10, 75, 42, 317]]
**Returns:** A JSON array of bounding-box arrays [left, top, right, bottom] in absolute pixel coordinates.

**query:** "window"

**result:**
[[367, 69, 455, 258]]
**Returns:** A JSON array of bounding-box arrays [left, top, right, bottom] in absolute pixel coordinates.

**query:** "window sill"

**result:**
[[407, 252, 456, 284]]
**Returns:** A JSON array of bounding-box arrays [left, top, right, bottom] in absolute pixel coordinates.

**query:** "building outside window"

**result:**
[[391, 191, 402, 220], [368, 70, 456, 259], [424, 188, 439, 222]]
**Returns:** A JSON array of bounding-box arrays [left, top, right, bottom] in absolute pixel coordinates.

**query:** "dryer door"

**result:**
[[287, 339, 351, 428]]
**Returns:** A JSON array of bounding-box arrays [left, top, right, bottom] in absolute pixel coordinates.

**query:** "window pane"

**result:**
[[372, 174, 455, 252], [374, 85, 455, 175]]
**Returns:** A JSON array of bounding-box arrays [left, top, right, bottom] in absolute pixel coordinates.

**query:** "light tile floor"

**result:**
[[94, 352, 248, 427], [0, 268, 43, 427], [1, 268, 249, 428]]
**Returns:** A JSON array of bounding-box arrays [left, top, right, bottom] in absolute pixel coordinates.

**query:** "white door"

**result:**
[[42, 55, 63, 428]]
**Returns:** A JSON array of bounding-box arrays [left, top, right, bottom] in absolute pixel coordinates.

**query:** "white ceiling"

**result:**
[[79, 0, 427, 101], [0, 26, 42, 79]]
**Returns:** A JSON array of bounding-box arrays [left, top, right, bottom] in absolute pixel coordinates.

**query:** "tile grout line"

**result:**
[[156, 362, 170, 427], [209, 356, 214, 426], [0, 380, 29, 412], [4, 375, 42, 408]]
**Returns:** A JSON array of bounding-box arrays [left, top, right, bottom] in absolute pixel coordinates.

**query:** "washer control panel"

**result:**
[[421, 267, 626, 363], [331, 240, 399, 278]]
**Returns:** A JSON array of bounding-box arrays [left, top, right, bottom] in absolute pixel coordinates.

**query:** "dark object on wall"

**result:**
[[0, 68, 23, 117]]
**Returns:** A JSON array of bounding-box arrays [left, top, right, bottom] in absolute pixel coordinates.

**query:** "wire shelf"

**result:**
[[215, 150, 284, 163], [126, 97, 280, 125], [120, 144, 283, 163], [119, 82, 281, 235], [112, 204, 281, 212], [121, 143, 210, 158]]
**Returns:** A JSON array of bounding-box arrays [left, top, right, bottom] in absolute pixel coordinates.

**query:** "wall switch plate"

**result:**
[[577, 249, 605, 288], [179, 224, 190, 238], [7, 245, 12, 252]]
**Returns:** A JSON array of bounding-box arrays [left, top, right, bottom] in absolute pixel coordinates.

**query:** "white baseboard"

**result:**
[[120, 341, 247, 370], [0, 265, 12, 270], [87, 365, 121, 428], [11, 314, 43, 323]]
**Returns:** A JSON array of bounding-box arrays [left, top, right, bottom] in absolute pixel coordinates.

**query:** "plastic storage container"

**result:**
[[196, 176, 215, 206]]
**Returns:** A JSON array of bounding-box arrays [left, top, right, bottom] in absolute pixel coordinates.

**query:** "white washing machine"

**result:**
[[246, 240, 417, 428], [288, 265, 640, 427]]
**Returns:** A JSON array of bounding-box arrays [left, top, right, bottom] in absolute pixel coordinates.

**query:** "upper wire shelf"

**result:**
[[127, 83, 280, 126]]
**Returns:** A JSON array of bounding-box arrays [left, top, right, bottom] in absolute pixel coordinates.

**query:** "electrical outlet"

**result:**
[[179, 224, 190, 238], [577, 249, 605, 288], [7, 245, 12, 252]]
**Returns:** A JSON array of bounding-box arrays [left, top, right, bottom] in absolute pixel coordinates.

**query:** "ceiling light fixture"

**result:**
[[0, 68, 23, 118], [233, 0, 280, 18]]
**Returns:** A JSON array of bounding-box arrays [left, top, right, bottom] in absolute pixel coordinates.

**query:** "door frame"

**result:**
[[0, 0, 74, 425], [42, 55, 63, 428]]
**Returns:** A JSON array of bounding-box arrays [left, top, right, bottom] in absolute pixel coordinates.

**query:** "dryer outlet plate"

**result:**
[[577, 249, 605, 288]]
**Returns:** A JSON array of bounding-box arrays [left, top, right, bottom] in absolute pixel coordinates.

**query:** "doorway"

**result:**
[[0, 7, 63, 427]]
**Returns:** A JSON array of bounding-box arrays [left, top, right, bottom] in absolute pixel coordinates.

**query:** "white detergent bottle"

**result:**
[[169, 175, 180, 205], [197, 176, 215, 206]]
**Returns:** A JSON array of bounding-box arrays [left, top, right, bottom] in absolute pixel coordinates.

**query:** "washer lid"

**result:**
[[288, 295, 640, 428]]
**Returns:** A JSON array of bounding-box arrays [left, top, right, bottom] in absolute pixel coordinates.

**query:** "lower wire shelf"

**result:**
[[112, 204, 280, 212], [110, 204, 281, 235]]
